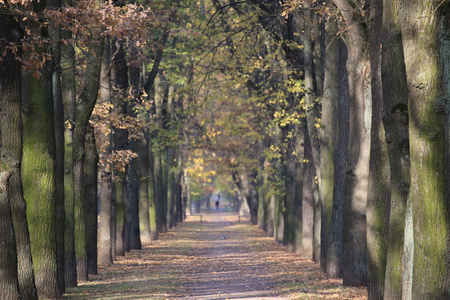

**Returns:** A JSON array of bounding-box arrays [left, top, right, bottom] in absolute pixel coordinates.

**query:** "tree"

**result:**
[[366, 1, 389, 298], [0, 12, 32, 300], [331, 0, 371, 286], [84, 124, 99, 275], [97, 39, 114, 265], [399, 0, 450, 298], [381, 0, 410, 298]]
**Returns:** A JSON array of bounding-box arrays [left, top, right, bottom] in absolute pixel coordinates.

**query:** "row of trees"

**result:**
[[0, 0, 184, 298], [211, 1, 450, 299], [1, 0, 449, 299], [180, 0, 450, 299]]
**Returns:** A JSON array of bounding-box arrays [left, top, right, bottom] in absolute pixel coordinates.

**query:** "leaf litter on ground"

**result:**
[[65, 213, 367, 299]]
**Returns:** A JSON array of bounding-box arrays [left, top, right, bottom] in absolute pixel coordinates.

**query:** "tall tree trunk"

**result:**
[[0, 15, 35, 300], [138, 133, 152, 243], [48, 0, 66, 290], [294, 124, 305, 255], [73, 36, 103, 281], [366, 1, 389, 298], [97, 38, 113, 266], [128, 143, 141, 250], [60, 23, 77, 288], [166, 146, 175, 228], [400, 1, 450, 297], [154, 150, 166, 232], [128, 45, 142, 250], [332, 0, 371, 286], [84, 124, 98, 275], [257, 141, 266, 230], [112, 42, 129, 255], [381, 1, 410, 298], [284, 125, 296, 251], [148, 149, 158, 240], [302, 4, 322, 263], [154, 72, 168, 233], [301, 123, 314, 259], [0, 165, 21, 300], [22, 47, 62, 300], [326, 38, 349, 279], [319, 6, 338, 274], [274, 125, 285, 244]]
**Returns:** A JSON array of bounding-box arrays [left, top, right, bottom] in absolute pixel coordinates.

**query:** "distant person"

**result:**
[[215, 194, 221, 210]]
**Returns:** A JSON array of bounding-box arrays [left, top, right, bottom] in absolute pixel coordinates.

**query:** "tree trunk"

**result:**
[[284, 125, 296, 252], [148, 149, 158, 240], [294, 124, 305, 255], [302, 4, 322, 264], [366, 1, 389, 298], [0, 16, 34, 299], [0, 164, 21, 300], [97, 38, 113, 266], [84, 124, 99, 275], [326, 38, 349, 279], [332, 0, 371, 286], [166, 146, 175, 228], [301, 124, 314, 259], [112, 42, 129, 256], [154, 72, 168, 233], [127, 142, 141, 250], [138, 133, 152, 243], [60, 26, 77, 288], [22, 52, 62, 300], [400, 1, 450, 297], [73, 35, 103, 281], [381, 1, 410, 298], [257, 141, 266, 230], [154, 149, 167, 232], [48, 0, 66, 290], [128, 44, 142, 250], [319, 6, 338, 273]]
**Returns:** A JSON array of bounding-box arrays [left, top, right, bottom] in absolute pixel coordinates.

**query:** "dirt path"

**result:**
[[65, 212, 367, 300], [178, 213, 287, 299]]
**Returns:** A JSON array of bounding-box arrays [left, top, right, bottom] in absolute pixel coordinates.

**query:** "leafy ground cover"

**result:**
[[65, 213, 367, 299]]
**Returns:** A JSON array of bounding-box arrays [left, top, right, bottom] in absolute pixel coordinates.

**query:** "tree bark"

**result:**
[[112, 42, 129, 255], [326, 38, 349, 279], [97, 38, 113, 265], [60, 24, 77, 288], [381, 0, 410, 298], [22, 45, 62, 300], [294, 124, 305, 255], [284, 124, 296, 252], [48, 0, 66, 290], [138, 133, 152, 243], [154, 72, 168, 233], [73, 36, 103, 281], [301, 124, 314, 259], [400, 0, 450, 297], [0, 15, 33, 300], [148, 148, 158, 240], [319, 6, 338, 274], [0, 164, 21, 300], [84, 124, 99, 275], [332, 0, 371, 286], [367, 1, 390, 298]]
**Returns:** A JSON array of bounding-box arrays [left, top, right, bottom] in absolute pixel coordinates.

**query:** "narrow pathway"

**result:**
[[65, 213, 367, 300], [178, 213, 287, 299]]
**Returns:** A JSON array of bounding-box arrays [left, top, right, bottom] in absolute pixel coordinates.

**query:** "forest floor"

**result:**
[[65, 212, 368, 300]]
